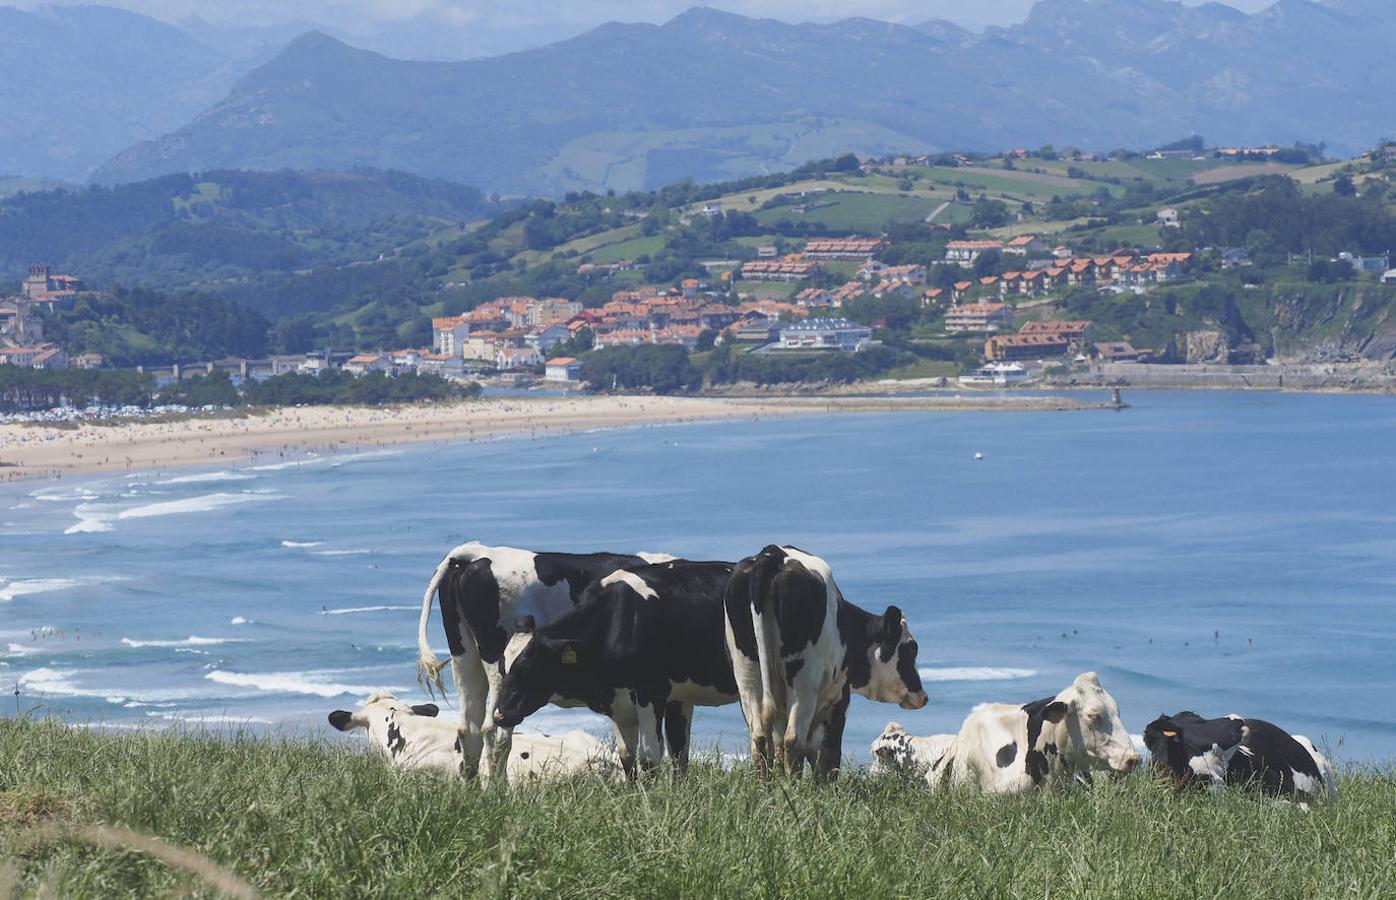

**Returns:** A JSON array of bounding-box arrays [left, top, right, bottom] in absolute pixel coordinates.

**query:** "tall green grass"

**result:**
[[2, 718, 1392, 898]]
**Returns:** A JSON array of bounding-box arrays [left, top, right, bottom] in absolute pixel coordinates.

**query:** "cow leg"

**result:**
[[814, 691, 850, 783], [479, 662, 512, 788], [609, 701, 642, 781], [783, 693, 819, 778], [450, 640, 489, 781], [635, 694, 668, 775], [663, 701, 694, 773]]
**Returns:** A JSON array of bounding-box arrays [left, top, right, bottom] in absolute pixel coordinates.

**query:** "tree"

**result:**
[[970, 199, 1010, 229], [1333, 175, 1357, 197]]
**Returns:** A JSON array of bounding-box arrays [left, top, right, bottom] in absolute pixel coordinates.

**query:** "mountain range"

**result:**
[[6, 1, 1395, 195]]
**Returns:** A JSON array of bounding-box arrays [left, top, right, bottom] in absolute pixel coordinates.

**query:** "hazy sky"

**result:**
[[20, 0, 1279, 29], [13, 0, 1284, 60]]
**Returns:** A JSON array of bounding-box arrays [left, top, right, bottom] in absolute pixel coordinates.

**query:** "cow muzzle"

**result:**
[[900, 691, 929, 711], [1115, 752, 1142, 774], [492, 708, 519, 728]]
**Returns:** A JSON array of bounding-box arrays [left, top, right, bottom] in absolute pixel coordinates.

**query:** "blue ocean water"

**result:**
[[4, 390, 1396, 763]]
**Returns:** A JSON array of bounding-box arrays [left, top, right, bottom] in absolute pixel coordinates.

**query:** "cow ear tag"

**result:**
[[1161, 730, 1178, 738], [561, 646, 577, 665]]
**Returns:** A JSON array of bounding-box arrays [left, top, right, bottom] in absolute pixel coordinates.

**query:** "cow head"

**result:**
[[492, 617, 574, 729], [1144, 711, 1246, 790], [870, 722, 918, 776], [1051, 672, 1141, 775], [328, 691, 440, 732], [862, 606, 928, 710]]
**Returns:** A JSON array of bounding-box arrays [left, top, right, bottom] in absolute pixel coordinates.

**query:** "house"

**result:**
[[728, 316, 781, 345], [756, 245, 779, 258], [72, 352, 104, 369], [1220, 248, 1252, 269], [525, 298, 583, 327], [1157, 208, 1181, 228], [950, 280, 975, 303], [800, 237, 886, 261], [432, 316, 470, 357], [740, 258, 822, 282], [1382, 269, 1396, 285], [1019, 320, 1093, 343], [462, 331, 502, 362], [921, 287, 945, 307], [944, 302, 1010, 334], [1003, 235, 1046, 256], [545, 356, 583, 382], [343, 354, 389, 375], [1092, 341, 1149, 363], [1338, 252, 1391, 274], [984, 333, 1070, 361], [777, 318, 875, 352], [496, 346, 543, 371], [524, 324, 571, 353], [680, 278, 701, 299], [0, 343, 68, 369], [858, 262, 926, 284], [945, 240, 1004, 263]]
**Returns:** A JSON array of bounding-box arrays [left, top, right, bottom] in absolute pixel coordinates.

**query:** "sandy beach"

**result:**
[[0, 393, 1115, 482]]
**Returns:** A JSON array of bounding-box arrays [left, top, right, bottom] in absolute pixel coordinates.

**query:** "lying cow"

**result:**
[[871, 723, 953, 777], [884, 672, 1140, 793], [328, 692, 619, 782], [724, 545, 928, 780], [492, 560, 740, 778], [415, 542, 672, 783], [1145, 711, 1336, 801]]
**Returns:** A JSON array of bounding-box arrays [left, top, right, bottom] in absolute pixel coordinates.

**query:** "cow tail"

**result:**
[[748, 546, 788, 732], [417, 547, 476, 698]]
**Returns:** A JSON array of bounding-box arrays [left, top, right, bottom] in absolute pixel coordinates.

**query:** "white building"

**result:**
[[524, 324, 572, 353], [777, 318, 875, 352], [432, 316, 470, 357], [545, 356, 583, 382], [496, 345, 543, 371]]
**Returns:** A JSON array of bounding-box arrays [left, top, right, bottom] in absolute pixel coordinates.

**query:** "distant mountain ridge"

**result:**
[[25, 1, 1396, 194]]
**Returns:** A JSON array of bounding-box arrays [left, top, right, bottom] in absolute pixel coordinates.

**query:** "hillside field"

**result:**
[[1, 719, 1392, 898]]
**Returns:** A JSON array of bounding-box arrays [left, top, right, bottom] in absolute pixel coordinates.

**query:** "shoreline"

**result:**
[[0, 393, 1115, 484]]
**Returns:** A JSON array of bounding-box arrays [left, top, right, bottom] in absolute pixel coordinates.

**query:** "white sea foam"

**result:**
[[229, 616, 249, 625], [120, 636, 248, 649], [327, 450, 402, 468], [19, 667, 217, 703], [312, 549, 371, 557], [321, 605, 417, 616], [156, 471, 257, 485], [0, 576, 124, 603], [117, 492, 283, 521], [146, 712, 274, 726], [4, 643, 40, 657], [251, 455, 324, 472], [204, 669, 402, 698], [918, 667, 1039, 682], [65, 503, 116, 534], [280, 540, 324, 548]]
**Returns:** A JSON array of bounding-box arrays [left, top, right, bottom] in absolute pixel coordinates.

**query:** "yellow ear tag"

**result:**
[[561, 647, 577, 665], [1161, 730, 1178, 738]]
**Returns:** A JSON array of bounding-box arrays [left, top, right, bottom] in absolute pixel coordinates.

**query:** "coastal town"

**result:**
[[4, 139, 1396, 408]]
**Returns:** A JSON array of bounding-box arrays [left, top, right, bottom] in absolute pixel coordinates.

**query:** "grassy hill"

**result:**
[[1, 718, 1392, 898]]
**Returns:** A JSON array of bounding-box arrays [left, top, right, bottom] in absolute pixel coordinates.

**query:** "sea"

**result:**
[[4, 389, 1396, 765]]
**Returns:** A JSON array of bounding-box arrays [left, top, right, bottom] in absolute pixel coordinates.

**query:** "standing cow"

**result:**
[[724, 545, 928, 780], [415, 541, 672, 783], [491, 560, 739, 778]]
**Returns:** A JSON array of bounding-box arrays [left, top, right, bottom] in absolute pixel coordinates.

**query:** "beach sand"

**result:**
[[0, 393, 1113, 483]]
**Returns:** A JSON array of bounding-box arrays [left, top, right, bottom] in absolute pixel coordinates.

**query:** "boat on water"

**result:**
[[957, 362, 1031, 387]]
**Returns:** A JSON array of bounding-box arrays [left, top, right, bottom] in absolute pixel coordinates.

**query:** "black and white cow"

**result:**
[[724, 545, 928, 780], [884, 672, 1140, 793], [1145, 711, 1336, 800], [415, 541, 672, 783], [491, 560, 739, 778], [329, 692, 621, 783]]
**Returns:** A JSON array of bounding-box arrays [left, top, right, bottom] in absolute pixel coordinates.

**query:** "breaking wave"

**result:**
[[120, 636, 248, 649], [156, 471, 257, 485], [0, 576, 124, 603], [19, 667, 219, 704], [312, 549, 371, 557], [321, 605, 417, 616], [204, 669, 403, 698], [918, 667, 1038, 682], [280, 540, 323, 548], [117, 492, 283, 520]]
